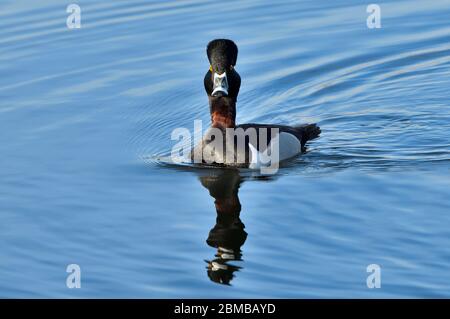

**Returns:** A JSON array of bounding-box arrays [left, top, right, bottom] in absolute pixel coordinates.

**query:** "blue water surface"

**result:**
[[1, 0, 450, 298]]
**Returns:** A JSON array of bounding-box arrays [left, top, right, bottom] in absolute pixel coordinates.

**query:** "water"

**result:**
[[1, 0, 450, 298]]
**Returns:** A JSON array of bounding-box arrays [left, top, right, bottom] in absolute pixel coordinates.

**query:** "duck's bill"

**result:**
[[212, 72, 229, 97]]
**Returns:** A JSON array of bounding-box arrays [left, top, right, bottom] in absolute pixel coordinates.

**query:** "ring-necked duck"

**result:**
[[192, 39, 320, 168]]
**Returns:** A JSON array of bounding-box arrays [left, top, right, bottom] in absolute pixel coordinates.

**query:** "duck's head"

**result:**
[[204, 39, 241, 128]]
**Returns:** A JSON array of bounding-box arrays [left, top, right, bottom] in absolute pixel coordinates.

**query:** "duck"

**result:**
[[191, 39, 320, 170]]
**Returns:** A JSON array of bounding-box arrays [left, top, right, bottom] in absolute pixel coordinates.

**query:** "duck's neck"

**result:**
[[209, 96, 236, 129]]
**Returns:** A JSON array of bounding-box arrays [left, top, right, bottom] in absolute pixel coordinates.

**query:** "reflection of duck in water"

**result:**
[[200, 169, 247, 285]]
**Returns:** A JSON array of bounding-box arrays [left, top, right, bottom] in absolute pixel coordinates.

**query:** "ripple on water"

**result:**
[[1, 0, 450, 298]]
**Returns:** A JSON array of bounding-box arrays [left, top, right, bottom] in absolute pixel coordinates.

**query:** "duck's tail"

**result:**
[[294, 123, 321, 150]]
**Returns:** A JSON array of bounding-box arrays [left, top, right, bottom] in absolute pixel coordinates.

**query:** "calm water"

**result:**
[[1, 0, 450, 298]]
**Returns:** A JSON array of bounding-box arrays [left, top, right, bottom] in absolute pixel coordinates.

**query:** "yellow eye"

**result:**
[[209, 65, 213, 72]]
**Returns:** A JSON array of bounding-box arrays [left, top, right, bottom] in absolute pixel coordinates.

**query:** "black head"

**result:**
[[204, 39, 241, 100], [207, 39, 238, 73]]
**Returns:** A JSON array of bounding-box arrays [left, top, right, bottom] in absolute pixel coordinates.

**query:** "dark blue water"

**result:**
[[1, 0, 450, 298]]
